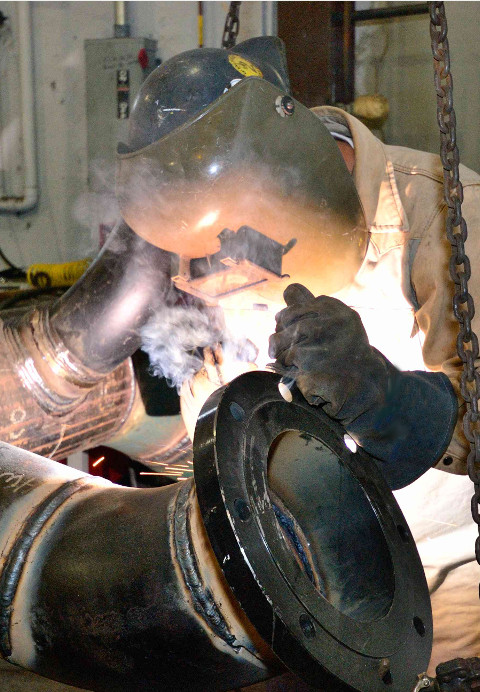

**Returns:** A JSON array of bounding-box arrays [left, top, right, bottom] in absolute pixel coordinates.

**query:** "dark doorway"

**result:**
[[277, 1, 354, 107]]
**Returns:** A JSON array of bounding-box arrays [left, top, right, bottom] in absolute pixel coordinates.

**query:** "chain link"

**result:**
[[221, 1, 241, 49], [429, 2, 480, 574]]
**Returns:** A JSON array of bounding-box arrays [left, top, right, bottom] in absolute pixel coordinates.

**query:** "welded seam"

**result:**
[[173, 481, 237, 647], [3, 310, 100, 417], [0, 477, 91, 657]]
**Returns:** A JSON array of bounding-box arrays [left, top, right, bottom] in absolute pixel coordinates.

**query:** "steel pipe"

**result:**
[[0, 221, 175, 459], [49, 221, 171, 375], [0, 445, 278, 691], [0, 372, 433, 691], [352, 4, 429, 22]]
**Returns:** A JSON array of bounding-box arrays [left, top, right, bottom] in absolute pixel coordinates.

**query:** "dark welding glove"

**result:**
[[268, 284, 458, 489]]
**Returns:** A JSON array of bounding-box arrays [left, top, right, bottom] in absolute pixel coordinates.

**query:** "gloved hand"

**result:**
[[269, 284, 458, 489], [268, 283, 395, 424], [180, 344, 258, 441]]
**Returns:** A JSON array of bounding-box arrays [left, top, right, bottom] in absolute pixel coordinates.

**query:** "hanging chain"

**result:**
[[429, 2, 480, 582], [221, 1, 241, 49]]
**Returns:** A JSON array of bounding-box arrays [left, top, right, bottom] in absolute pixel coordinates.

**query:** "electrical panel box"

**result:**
[[85, 38, 157, 189]]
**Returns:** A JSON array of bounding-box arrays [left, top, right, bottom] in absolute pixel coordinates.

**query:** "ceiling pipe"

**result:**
[[114, 0, 130, 38], [0, 2, 38, 213]]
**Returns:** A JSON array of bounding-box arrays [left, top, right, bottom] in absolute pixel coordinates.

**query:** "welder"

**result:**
[[116, 36, 480, 674]]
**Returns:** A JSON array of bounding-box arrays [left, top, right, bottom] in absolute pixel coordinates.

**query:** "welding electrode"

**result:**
[[278, 376, 295, 403]]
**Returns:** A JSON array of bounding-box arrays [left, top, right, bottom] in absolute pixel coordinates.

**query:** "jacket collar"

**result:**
[[310, 106, 409, 233]]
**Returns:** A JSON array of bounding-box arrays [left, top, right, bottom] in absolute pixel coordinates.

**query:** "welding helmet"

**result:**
[[117, 37, 368, 305]]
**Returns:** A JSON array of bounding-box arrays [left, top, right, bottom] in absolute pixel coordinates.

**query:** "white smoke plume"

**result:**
[[139, 305, 223, 390], [73, 159, 121, 254], [139, 303, 259, 391]]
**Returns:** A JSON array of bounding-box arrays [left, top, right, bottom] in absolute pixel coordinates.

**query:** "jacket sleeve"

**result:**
[[411, 180, 480, 476]]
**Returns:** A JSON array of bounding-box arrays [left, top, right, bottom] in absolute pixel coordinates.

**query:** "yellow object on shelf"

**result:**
[[352, 94, 390, 129], [26, 259, 91, 289]]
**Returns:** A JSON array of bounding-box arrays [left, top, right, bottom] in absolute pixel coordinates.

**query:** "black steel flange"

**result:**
[[194, 371, 432, 692]]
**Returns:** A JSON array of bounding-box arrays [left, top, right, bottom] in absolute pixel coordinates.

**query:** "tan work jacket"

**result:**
[[313, 106, 480, 477]]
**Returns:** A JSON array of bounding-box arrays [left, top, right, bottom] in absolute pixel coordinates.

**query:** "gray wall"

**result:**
[[0, 1, 264, 267], [356, 1, 480, 173], [1, 1, 478, 269]]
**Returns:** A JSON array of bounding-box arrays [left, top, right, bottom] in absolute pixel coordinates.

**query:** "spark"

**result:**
[[426, 519, 459, 528], [92, 456, 105, 468]]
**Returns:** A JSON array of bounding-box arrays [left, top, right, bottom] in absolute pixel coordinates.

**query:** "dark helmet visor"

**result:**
[[116, 78, 368, 299]]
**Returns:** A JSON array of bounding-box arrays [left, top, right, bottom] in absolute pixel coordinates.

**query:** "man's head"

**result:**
[[116, 37, 367, 305]]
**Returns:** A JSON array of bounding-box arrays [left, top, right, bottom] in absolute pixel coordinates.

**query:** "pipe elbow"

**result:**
[[0, 186, 38, 214]]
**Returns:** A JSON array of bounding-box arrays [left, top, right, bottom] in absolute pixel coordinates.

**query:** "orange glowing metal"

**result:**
[[92, 456, 105, 468]]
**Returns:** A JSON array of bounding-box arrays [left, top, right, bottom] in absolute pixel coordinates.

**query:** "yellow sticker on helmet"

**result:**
[[228, 54, 263, 78]]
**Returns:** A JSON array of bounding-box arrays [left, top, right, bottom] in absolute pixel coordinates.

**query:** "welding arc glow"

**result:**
[[92, 456, 105, 468], [343, 434, 357, 453]]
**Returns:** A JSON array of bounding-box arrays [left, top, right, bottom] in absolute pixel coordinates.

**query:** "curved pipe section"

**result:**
[[0, 222, 175, 459], [0, 373, 434, 691], [0, 441, 278, 692], [0, 339, 134, 459], [49, 221, 171, 374]]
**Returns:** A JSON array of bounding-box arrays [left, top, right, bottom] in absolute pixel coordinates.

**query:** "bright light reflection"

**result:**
[[196, 210, 219, 229], [208, 163, 220, 175], [344, 434, 357, 453], [113, 291, 145, 331]]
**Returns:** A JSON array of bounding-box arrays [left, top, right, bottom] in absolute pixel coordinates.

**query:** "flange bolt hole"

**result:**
[[413, 616, 426, 637], [299, 614, 316, 639], [234, 498, 251, 521], [397, 524, 411, 543], [229, 402, 246, 422]]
